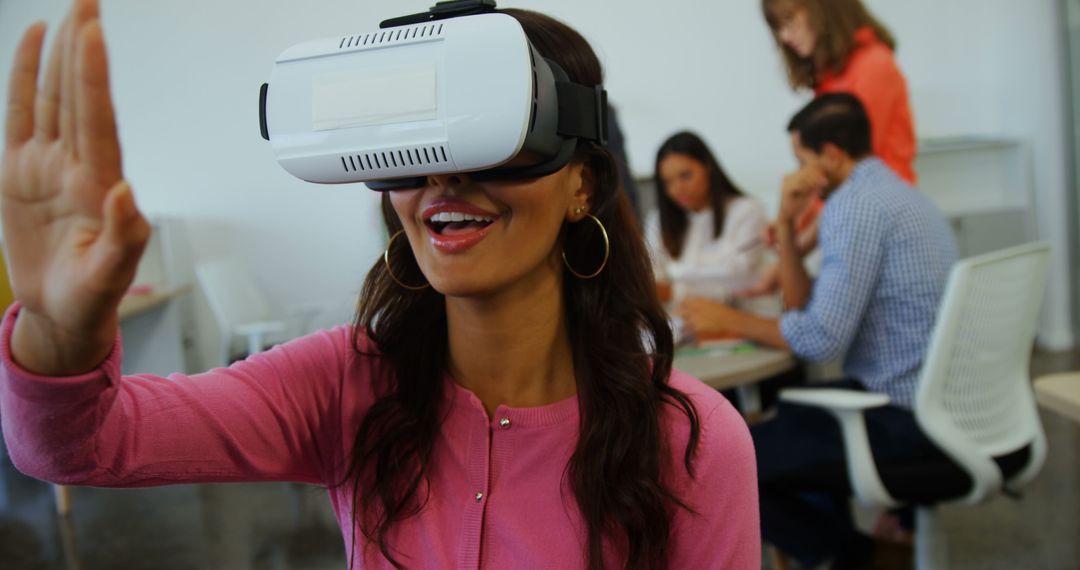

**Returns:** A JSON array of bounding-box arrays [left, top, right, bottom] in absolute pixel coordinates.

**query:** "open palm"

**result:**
[[2, 0, 149, 373]]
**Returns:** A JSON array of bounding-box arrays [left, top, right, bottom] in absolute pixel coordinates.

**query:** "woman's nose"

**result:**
[[429, 173, 466, 188], [779, 28, 795, 47]]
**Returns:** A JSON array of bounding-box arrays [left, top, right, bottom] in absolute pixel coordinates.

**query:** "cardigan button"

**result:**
[[474, 492, 484, 502], [499, 418, 511, 429]]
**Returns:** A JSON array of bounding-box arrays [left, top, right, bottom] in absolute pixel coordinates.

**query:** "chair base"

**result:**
[[915, 506, 948, 570]]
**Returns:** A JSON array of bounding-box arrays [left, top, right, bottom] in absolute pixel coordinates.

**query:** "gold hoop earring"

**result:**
[[384, 230, 430, 290], [562, 214, 610, 279]]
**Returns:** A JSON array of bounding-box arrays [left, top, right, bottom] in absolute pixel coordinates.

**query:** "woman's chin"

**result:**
[[423, 257, 562, 302], [427, 276, 500, 300]]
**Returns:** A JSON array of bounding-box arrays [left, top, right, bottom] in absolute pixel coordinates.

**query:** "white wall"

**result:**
[[535, 0, 1076, 349], [0, 0, 423, 369], [884, 0, 1074, 349], [0, 0, 1074, 364], [983, 0, 1076, 350]]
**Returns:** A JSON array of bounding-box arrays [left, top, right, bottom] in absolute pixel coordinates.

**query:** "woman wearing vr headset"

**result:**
[[0, 0, 758, 568], [745, 0, 917, 297], [647, 132, 768, 320]]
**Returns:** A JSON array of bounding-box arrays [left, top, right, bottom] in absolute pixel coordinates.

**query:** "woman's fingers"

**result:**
[[60, 0, 100, 155], [5, 23, 46, 147], [95, 181, 149, 283], [75, 20, 122, 181], [107, 183, 149, 247], [33, 17, 68, 141], [59, 10, 78, 152]]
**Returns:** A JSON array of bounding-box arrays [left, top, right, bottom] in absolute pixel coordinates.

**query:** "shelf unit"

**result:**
[[916, 136, 1035, 258]]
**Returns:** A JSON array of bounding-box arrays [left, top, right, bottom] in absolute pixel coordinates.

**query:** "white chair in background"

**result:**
[[195, 258, 288, 367], [781, 242, 1052, 570]]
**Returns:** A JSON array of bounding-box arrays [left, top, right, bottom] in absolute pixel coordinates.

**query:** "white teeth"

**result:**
[[429, 212, 494, 223]]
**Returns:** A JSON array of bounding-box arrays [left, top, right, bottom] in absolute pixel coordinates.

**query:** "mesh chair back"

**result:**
[[915, 242, 1050, 502]]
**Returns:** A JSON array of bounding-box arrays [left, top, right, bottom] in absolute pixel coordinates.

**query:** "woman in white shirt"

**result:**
[[647, 132, 769, 306]]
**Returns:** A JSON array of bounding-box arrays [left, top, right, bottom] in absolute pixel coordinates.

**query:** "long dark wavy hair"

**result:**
[[338, 8, 701, 570], [653, 131, 744, 259]]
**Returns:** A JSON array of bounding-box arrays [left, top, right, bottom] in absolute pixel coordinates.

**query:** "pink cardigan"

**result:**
[[0, 304, 760, 568]]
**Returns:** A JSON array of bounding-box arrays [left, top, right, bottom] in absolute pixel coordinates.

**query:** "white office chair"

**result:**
[[195, 258, 288, 367], [781, 242, 1051, 570]]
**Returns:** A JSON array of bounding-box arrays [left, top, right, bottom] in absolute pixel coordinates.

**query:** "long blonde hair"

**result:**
[[762, 0, 896, 89]]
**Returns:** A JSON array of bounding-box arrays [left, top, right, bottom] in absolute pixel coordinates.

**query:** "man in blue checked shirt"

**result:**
[[680, 93, 958, 568]]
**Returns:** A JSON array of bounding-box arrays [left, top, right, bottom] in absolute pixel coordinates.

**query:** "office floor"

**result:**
[[935, 349, 1080, 570], [1, 350, 1078, 570]]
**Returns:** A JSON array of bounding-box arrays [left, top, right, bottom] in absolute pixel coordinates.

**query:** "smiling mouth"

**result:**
[[425, 212, 496, 236]]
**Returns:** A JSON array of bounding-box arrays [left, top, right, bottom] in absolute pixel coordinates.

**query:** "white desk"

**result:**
[[916, 137, 1034, 259], [1035, 372, 1080, 424], [675, 344, 795, 391], [674, 343, 796, 413], [119, 285, 191, 320]]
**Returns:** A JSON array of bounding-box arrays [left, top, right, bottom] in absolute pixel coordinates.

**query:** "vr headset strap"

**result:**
[[381, 0, 497, 28], [556, 82, 608, 146]]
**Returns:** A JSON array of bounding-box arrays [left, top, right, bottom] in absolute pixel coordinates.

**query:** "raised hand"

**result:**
[[777, 165, 826, 228], [2, 0, 150, 375]]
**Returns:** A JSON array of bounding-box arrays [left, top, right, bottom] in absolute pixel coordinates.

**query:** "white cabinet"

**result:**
[[122, 217, 195, 375], [119, 287, 190, 376], [948, 210, 1030, 258], [916, 137, 1034, 258]]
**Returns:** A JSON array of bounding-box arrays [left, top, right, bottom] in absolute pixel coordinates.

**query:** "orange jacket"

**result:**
[[816, 27, 917, 184]]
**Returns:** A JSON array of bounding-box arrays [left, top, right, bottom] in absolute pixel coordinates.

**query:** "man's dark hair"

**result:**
[[787, 92, 872, 158]]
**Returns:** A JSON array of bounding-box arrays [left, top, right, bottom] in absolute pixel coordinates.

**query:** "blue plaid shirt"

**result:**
[[780, 158, 957, 409]]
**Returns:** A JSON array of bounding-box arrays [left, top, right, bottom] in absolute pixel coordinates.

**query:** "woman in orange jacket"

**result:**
[[745, 0, 917, 297], [764, 0, 916, 183]]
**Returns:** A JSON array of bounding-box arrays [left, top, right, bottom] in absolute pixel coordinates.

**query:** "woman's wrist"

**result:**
[[10, 307, 117, 377]]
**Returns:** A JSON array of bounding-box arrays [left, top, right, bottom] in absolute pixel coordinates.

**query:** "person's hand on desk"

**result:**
[[678, 297, 790, 351], [677, 297, 741, 340], [2, 0, 150, 376]]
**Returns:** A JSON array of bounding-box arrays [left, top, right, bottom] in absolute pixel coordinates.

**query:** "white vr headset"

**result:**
[[259, 0, 608, 191]]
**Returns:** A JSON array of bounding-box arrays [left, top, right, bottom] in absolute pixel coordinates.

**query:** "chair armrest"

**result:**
[[779, 388, 900, 507], [780, 388, 891, 410]]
